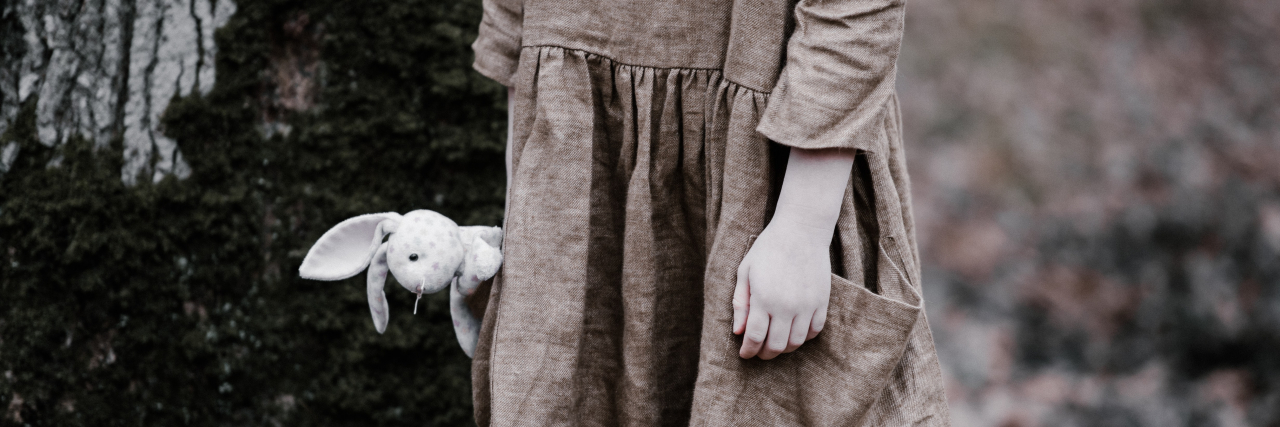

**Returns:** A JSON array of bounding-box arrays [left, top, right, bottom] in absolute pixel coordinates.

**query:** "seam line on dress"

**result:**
[[520, 44, 773, 95]]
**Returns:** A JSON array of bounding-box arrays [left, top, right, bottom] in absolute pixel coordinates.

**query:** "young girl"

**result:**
[[469, 0, 951, 425]]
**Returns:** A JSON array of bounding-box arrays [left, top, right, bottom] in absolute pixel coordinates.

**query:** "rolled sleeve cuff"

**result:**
[[472, 37, 521, 87], [471, 4, 523, 87], [756, 71, 896, 153], [756, 0, 906, 153]]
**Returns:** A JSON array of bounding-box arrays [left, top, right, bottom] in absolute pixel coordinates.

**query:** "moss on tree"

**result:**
[[0, 0, 504, 425]]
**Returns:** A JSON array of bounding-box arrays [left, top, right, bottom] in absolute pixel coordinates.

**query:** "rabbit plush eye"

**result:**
[[409, 254, 419, 261]]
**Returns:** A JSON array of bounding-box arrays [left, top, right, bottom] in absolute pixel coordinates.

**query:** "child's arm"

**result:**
[[734, 147, 855, 360]]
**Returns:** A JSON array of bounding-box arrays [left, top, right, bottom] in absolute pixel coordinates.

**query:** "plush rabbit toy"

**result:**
[[297, 210, 502, 358]]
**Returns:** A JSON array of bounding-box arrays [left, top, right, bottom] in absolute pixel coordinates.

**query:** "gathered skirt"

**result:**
[[468, 45, 950, 426]]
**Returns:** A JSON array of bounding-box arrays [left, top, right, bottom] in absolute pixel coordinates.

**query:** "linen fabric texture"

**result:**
[[469, 0, 951, 425]]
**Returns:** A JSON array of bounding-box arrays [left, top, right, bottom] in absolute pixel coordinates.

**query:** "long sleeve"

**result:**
[[471, 0, 524, 86], [756, 0, 907, 152]]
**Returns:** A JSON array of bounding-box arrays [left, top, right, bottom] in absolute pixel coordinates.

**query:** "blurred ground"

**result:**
[[898, 0, 1280, 425]]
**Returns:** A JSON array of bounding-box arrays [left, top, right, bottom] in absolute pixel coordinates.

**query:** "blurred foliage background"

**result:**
[[1, 0, 1278, 425]]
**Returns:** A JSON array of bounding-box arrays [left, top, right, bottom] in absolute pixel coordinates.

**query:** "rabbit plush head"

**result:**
[[384, 211, 466, 294], [297, 209, 502, 357]]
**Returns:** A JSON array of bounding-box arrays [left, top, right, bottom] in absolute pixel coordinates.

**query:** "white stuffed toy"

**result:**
[[298, 210, 501, 357]]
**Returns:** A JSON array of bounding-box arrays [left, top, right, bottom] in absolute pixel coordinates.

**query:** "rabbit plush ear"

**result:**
[[299, 212, 402, 281], [449, 278, 480, 358], [455, 233, 503, 297], [367, 242, 391, 334]]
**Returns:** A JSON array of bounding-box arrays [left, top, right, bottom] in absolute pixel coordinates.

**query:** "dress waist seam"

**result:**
[[520, 44, 773, 95]]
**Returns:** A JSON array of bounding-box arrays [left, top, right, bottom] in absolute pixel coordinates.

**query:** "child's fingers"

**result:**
[[732, 265, 749, 335], [739, 300, 770, 359], [785, 314, 811, 353], [808, 303, 828, 340], [758, 314, 793, 360]]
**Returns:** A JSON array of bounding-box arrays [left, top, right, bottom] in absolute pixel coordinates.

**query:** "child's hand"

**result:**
[[733, 214, 832, 360], [732, 146, 855, 359]]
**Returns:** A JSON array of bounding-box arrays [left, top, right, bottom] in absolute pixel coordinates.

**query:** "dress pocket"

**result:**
[[789, 246, 922, 425], [822, 270, 920, 362]]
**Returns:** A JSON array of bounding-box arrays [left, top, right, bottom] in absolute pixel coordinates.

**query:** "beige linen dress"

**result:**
[[469, 0, 951, 425]]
